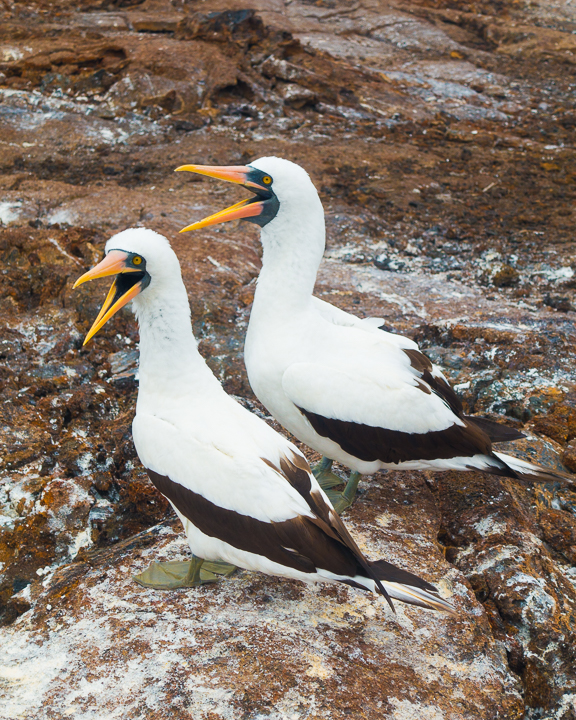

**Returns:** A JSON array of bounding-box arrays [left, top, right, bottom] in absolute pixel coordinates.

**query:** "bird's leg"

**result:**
[[312, 457, 345, 489], [133, 555, 236, 590], [312, 456, 363, 514], [331, 472, 362, 515], [316, 456, 333, 474], [183, 555, 205, 584], [342, 471, 361, 505]]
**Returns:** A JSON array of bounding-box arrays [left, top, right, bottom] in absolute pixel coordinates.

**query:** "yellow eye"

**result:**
[[133, 256, 142, 265], [262, 176, 272, 184]]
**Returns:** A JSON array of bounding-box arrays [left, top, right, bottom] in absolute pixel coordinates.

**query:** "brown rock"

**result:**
[[1, 0, 576, 715], [0, 510, 524, 719], [533, 404, 576, 445], [562, 440, 576, 473], [537, 507, 576, 565], [492, 265, 520, 288], [433, 470, 576, 717]]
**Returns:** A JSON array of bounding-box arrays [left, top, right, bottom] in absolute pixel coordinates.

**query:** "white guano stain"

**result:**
[[389, 697, 445, 719], [0, 202, 22, 225]]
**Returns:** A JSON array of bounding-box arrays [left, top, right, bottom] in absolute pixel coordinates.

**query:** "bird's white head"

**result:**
[[73, 228, 184, 345], [175, 156, 324, 242], [249, 156, 323, 229]]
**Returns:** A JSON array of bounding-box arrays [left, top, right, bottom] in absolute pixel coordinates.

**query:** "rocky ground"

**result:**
[[0, 0, 575, 718]]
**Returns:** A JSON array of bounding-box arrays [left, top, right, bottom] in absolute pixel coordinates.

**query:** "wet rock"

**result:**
[[562, 440, 576, 474], [536, 505, 576, 565], [433, 469, 576, 718], [374, 254, 406, 272], [177, 9, 267, 48], [533, 404, 576, 445], [107, 348, 139, 386], [279, 82, 317, 109]]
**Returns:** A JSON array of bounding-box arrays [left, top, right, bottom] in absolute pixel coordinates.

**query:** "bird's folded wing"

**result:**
[[132, 413, 316, 523], [312, 296, 416, 347], [282, 362, 460, 434], [311, 297, 465, 415], [282, 362, 491, 464], [133, 413, 390, 583]]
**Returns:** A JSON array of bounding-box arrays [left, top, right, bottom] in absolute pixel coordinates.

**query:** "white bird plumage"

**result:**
[[74, 227, 455, 615], [178, 156, 571, 509], [244, 158, 515, 470]]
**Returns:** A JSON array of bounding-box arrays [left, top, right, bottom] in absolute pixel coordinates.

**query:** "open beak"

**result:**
[[74, 250, 146, 346], [175, 164, 271, 232], [175, 164, 268, 191]]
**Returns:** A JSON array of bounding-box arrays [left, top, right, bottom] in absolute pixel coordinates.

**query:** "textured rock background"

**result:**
[[0, 0, 575, 718]]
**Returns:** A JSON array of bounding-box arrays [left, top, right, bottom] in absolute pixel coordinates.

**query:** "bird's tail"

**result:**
[[465, 416, 525, 443], [367, 559, 456, 615], [494, 451, 575, 485]]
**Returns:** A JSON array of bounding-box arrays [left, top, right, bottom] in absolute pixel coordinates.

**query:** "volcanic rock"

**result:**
[[0, 0, 575, 717]]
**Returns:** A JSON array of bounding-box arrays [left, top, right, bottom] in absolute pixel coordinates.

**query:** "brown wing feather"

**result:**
[[403, 349, 464, 416], [465, 416, 525, 442], [404, 349, 525, 443], [146, 464, 391, 603], [268, 453, 394, 607], [297, 406, 498, 465]]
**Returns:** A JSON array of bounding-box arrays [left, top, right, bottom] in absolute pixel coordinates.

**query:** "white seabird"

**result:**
[[176, 157, 571, 512], [73, 227, 454, 614]]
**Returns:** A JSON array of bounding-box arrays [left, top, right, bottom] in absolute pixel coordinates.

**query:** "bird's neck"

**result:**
[[252, 211, 325, 317], [133, 283, 220, 404]]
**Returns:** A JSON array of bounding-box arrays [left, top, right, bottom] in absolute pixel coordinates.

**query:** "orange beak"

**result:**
[[73, 250, 141, 289], [175, 164, 268, 191], [74, 250, 146, 345], [175, 163, 272, 232]]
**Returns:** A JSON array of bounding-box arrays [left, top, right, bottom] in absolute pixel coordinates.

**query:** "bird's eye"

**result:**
[[133, 256, 142, 265], [262, 176, 272, 185]]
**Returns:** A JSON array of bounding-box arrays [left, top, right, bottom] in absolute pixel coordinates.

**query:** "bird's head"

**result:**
[[176, 156, 322, 236], [73, 228, 181, 345]]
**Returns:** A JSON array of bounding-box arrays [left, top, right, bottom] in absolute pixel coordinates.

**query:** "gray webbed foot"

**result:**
[[312, 457, 362, 514], [133, 556, 236, 589]]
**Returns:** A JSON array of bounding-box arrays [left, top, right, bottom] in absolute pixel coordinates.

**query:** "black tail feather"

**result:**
[[465, 416, 525, 443], [493, 451, 576, 487], [368, 559, 438, 594]]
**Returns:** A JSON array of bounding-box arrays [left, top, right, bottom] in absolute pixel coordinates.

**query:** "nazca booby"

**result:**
[[73, 227, 454, 613], [176, 157, 571, 512]]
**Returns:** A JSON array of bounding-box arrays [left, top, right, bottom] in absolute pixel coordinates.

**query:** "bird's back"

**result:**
[[133, 386, 318, 523]]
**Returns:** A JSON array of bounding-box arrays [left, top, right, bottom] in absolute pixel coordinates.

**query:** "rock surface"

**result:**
[[0, 0, 575, 718]]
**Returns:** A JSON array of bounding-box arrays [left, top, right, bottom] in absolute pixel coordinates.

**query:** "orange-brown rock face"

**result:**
[[0, 0, 575, 717]]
